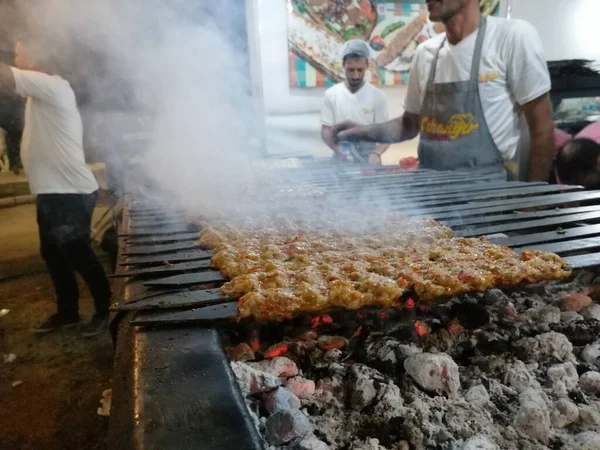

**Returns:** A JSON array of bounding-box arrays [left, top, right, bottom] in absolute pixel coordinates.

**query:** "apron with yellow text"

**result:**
[[418, 17, 505, 175]]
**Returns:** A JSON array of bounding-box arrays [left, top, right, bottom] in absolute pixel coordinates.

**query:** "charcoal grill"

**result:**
[[108, 159, 600, 450]]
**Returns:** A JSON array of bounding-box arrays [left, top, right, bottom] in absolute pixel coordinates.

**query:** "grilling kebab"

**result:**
[[195, 216, 571, 322]]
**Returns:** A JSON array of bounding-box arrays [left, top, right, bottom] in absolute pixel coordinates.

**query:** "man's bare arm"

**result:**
[[522, 93, 554, 182], [321, 125, 345, 158], [333, 112, 420, 144], [0, 62, 16, 92]]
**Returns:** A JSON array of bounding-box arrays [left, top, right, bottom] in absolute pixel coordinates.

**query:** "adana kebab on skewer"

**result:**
[[195, 217, 571, 322]]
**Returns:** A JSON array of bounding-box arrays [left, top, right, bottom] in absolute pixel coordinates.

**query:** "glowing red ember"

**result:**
[[404, 298, 416, 310], [321, 315, 333, 325], [414, 321, 431, 337], [264, 343, 289, 359], [311, 316, 321, 329]]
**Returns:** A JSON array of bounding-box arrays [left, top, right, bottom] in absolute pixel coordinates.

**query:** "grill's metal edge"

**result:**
[[107, 194, 264, 450]]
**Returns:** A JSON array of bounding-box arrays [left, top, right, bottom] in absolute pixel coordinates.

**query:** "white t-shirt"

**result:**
[[404, 17, 551, 161], [321, 82, 389, 127], [11, 67, 98, 195]]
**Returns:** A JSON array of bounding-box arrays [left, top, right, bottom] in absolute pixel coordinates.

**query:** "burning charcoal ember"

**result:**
[[264, 343, 290, 359], [465, 384, 491, 408], [286, 377, 316, 399], [265, 409, 313, 445], [580, 341, 600, 364], [581, 304, 600, 321], [403, 352, 460, 396], [579, 371, 600, 395], [551, 398, 580, 428], [561, 311, 584, 323], [226, 343, 255, 362], [249, 356, 299, 379], [296, 434, 331, 450], [348, 364, 388, 411], [561, 293, 594, 312], [514, 388, 551, 444], [317, 336, 346, 351], [231, 361, 281, 396], [462, 435, 499, 450], [513, 332, 575, 364], [264, 386, 301, 414], [323, 349, 342, 362]]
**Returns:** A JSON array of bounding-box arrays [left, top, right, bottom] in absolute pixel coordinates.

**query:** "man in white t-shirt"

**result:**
[[0, 36, 111, 336], [321, 40, 390, 165], [332, 0, 555, 181]]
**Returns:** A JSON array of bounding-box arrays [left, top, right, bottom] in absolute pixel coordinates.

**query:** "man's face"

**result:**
[[426, 0, 466, 23], [343, 57, 368, 88], [14, 42, 34, 71]]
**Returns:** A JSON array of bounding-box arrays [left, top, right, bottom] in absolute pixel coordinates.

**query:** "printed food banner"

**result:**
[[287, 0, 501, 88]]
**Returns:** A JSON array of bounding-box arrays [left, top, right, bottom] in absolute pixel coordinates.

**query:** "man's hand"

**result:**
[[368, 153, 382, 166], [331, 120, 364, 143]]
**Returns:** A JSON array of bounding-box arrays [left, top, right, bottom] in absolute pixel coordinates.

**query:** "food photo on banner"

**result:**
[[287, 0, 501, 88]]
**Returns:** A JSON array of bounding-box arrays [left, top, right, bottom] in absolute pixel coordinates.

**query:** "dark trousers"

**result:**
[[36, 192, 111, 318]]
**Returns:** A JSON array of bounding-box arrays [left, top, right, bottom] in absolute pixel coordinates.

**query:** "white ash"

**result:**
[[266, 410, 313, 446], [579, 404, 600, 427], [323, 349, 342, 362], [265, 387, 301, 414], [561, 311, 584, 323], [514, 332, 575, 363], [514, 388, 551, 444], [579, 371, 600, 395], [460, 435, 499, 450], [404, 352, 460, 396], [581, 304, 600, 320], [249, 357, 299, 378], [581, 341, 600, 364]]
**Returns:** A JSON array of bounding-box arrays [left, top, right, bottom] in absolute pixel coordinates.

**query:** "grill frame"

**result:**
[[108, 160, 600, 450]]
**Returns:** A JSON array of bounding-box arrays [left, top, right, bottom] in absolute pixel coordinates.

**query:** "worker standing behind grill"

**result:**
[[331, 0, 554, 181], [321, 40, 390, 165], [0, 36, 112, 336]]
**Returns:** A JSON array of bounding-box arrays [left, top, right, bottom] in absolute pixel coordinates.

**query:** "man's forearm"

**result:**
[[0, 62, 16, 92], [527, 125, 554, 182], [522, 93, 555, 182], [358, 114, 420, 144]]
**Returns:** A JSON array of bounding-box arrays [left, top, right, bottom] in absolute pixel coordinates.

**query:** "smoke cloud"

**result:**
[[2, 0, 421, 233]]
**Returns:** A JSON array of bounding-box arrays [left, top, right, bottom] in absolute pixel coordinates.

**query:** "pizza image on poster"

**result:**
[[287, 0, 501, 88]]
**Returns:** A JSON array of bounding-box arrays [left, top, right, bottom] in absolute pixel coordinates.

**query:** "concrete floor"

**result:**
[[0, 204, 113, 450]]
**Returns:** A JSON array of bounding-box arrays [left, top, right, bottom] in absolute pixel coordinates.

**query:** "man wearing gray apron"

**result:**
[[418, 17, 503, 175], [331, 0, 555, 181]]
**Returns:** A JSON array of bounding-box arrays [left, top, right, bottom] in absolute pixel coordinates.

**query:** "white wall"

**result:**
[[509, 0, 600, 61]]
